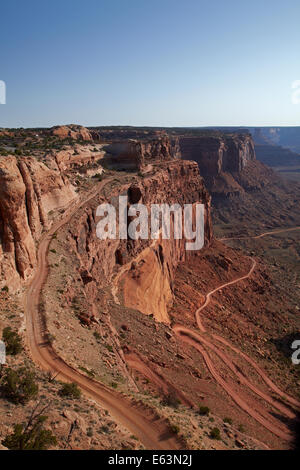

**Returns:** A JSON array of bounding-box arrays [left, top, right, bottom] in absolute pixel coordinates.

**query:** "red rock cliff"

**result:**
[[180, 134, 257, 196], [66, 159, 212, 323], [0, 156, 77, 290], [102, 135, 180, 170]]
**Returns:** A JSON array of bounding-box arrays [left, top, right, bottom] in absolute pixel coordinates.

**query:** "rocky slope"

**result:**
[[254, 144, 300, 168]]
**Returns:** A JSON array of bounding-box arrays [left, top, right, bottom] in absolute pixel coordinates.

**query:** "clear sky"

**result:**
[[0, 0, 300, 128]]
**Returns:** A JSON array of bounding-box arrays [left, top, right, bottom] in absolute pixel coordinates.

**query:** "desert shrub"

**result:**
[[93, 331, 101, 341], [170, 424, 180, 434], [59, 382, 81, 399], [210, 427, 221, 440], [161, 392, 181, 409], [79, 366, 95, 378], [110, 382, 118, 389], [199, 406, 210, 416], [92, 173, 102, 180], [0, 147, 8, 156], [2, 327, 22, 355], [99, 425, 110, 434], [47, 333, 55, 344], [0, 367, 38, 404], [2, 415, 56, 450], [1, 285, 9, 292], [238, 424, 245, 433], [223, 417, 233, 425]]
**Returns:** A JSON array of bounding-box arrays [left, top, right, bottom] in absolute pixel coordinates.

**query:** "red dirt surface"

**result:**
[[168, 230, 300, 448], [24, 178, 185, 450]]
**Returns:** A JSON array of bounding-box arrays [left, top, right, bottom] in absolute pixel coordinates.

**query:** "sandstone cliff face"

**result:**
[[119, 161, 211, 322], [180, 134, 262, 197], [0, 156, 76, 290], [195, 134, 296, 236], [67, 160, 212, 323], [180, 134, 255, 175], [138, 135, 181, 165], [46, 146, 105, 173], [0, 133, 182, 293], [102, 135, 180, 170]]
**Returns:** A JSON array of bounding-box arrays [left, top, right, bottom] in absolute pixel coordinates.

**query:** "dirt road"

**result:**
[[124, 351, 193, 407], [195, 259, 257, 332], [173, 327, 293, 441], [24, 179, 184, 450], [191, 256, 300, 409], [173, 227, 300, 443], [219, 226, 300, 241]]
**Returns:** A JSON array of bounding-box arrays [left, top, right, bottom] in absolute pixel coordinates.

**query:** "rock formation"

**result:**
[[51, 124, 93, 141], [102, 135, 180, 171], [67, 159, 212, 323], [0, 155, 76, 290], [180, 134, 256, 196], [119, 161, 211, 322]]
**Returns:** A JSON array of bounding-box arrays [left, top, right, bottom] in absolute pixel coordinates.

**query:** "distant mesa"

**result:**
[[51, 124, 94, 141]]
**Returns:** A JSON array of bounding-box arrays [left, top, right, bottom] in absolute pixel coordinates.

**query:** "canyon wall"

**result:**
[[66, 160, 212, 323], [178, 133, 299, 234], [251, 128, 300, 167], [179, 134, 273, 197], [0, 133, 181, 292], [0, 155, 77, 290], [249, 127, 300, 154], [180, 134, 255, 176], [118, 160, 212, 322], [102, 135, 180, 170]]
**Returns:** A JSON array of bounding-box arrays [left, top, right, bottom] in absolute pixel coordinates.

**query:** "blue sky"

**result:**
[[0, 0, 300, 128]]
